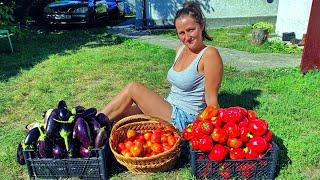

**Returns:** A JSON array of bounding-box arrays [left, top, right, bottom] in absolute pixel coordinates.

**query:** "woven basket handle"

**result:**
[[111, 114, 177, 136]]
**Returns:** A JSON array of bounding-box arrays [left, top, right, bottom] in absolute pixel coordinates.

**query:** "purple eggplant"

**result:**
[[88, 117, 101, 139], [79, 145, 92, 158], [16, 143, 26, 165], [45, 109, 60, 138], [95, 113, 109, 127], [52, 141, 67, 159], [68, 139, 80, 158], [81, 107, 97, 119], [58, 100, 71, 121], [37, 127, 53, 158], [72, 105, 85, 115], [74, 117, 92, 148], [95, 127, 107, 148], [24, 126, 40, 145], [43, 109, 53, 126]]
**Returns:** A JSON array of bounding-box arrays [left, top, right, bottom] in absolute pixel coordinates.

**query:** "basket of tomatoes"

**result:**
[[109, 114, 181, 173]]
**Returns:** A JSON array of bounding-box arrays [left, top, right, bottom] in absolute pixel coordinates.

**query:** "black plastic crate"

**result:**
[[190, 142, 278, 180], [23, 144, 109, 180]]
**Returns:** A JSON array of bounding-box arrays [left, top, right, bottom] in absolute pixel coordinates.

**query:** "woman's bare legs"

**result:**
[[100, 82, 172, 122]]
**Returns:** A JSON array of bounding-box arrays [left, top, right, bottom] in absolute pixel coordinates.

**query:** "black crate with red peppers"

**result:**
[[190, 141, 278, 180]]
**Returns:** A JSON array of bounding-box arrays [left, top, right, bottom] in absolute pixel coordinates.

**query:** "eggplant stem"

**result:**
[[60, 130, 70, 151]]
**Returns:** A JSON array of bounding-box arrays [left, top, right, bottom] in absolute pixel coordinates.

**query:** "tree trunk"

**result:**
[[251, 29, 268, 45]]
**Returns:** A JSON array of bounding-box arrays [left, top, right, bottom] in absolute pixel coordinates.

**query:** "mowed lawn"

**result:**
[[0, 27, 319, 179]]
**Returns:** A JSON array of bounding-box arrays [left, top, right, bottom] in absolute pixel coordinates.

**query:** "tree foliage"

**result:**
[[0, 1, 15, 26]]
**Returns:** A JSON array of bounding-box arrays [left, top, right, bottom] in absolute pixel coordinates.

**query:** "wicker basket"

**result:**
[[109, 114, 181, 173]]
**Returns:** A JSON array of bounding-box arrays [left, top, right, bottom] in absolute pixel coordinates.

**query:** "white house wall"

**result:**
[[275, 0, 312, 39], [135, 0, 279, 28]]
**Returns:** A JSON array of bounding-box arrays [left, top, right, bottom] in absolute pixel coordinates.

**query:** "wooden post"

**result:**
[[301, 0, 320, 73]]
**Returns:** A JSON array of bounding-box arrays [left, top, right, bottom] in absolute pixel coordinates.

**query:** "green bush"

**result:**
[[269, 42, 302, 54], [252, 22, 274, 33], [0, 1, 15, 26]]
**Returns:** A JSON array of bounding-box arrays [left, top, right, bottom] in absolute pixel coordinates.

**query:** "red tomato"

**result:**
[[248, 119, 268, 137], [143, 144, 151, 154], [154, 128, 163, 134], [127, 129, 137, 139], [162, 143, 172, 152], [124, 140, 133, 150], [130, 144, 143, 157], [163, 127, 174, 135], [211, 127, 228, 144], [137, 134, 145, 142], [117, 143, 126, 152], [121, 149, 132, 157], [160, 135, 168, 143], [146, 140, 152, 147], [134, 138, 145, 147], [151, 143, 163, 154], [167, 135, 176, 147], [223, 122, 240, 138], [229, 148, 245, 160], [151, 132, 162, 144], [144, 132, 152, 141], [247, 110, 258, 121]]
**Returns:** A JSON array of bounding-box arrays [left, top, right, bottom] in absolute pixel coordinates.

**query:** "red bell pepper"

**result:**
[[199, 120, 214, 135], [182, 126, 194, 140], [198, 135, 213, 153], [208, 144, 228, 162]]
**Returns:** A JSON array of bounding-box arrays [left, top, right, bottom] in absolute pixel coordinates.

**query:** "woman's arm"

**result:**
[[202, 47, 224, 108]]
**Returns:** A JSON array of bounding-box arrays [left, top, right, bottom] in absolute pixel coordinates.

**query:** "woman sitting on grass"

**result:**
[[100, 1, 223, 132]]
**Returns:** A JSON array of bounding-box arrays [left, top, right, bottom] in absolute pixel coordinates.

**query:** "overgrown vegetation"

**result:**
[[1, 28, 319, 179]]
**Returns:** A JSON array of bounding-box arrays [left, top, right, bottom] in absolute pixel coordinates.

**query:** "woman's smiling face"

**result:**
[[175, 16, 204, 51]]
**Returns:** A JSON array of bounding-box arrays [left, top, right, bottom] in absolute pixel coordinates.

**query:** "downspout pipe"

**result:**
[[142, 0, 147, 29]]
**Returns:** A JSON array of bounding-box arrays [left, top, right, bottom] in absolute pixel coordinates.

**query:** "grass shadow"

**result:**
[[0, 25, 126, 82], [218, 89, 261, 109], [273, 135, 291, 178]]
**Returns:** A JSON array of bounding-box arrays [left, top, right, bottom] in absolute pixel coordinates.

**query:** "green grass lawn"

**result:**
[[0, 27, 319, 179], [152, 25, 303, 54]]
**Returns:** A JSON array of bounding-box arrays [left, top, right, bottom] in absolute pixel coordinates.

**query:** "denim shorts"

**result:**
[[170, 104, 197, 132]]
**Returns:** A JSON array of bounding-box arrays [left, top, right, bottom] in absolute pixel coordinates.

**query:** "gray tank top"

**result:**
[[166, 45, 208, 115]]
